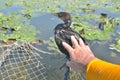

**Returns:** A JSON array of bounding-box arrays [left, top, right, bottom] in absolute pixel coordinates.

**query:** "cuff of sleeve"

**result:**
[[86, 58, 99, 73], [86, 58, 101, 80]]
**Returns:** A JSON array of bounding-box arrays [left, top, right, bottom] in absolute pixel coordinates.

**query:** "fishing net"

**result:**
[[0, 40, 86, 80], [0, 41, 47, 80]]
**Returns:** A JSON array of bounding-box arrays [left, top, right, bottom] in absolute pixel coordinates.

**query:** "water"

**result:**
[[29, 11, 120, 80], [30, 13, 68, 80], [30, 13, 63, 40], [30, 11, 120, 64], [0, 2, 120, 80]]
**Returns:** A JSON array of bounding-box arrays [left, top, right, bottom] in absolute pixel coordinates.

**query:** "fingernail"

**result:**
[[71, 35, 74, 39], [62, 42, 65, 45], [71, 35, 74, 38]]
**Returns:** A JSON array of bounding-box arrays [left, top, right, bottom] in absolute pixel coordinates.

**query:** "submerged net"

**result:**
[[0, 41, 47, 80]]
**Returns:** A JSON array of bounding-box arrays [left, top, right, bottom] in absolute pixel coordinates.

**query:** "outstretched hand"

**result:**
[[62, 36, 96, 71]]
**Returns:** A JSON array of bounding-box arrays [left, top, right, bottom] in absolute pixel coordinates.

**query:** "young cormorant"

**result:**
[[53, 12, 87, 80], [54, 12, 87, 59], [53, 12, 71, 27]]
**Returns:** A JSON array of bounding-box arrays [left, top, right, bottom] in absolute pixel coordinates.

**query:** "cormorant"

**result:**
[[53, 12, 71, 27], [54, 12, 87, 59], [53, 12, 87, 80]]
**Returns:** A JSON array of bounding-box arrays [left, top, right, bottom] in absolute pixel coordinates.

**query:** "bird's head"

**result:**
[[52, 12, 71, 27]]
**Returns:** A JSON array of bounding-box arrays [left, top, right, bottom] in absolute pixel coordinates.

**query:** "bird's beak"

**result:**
[[51, 13, 58, 17]]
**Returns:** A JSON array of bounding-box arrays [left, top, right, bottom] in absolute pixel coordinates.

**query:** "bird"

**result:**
[[52, 12, 71, 27], [53, 12, 87, 80]]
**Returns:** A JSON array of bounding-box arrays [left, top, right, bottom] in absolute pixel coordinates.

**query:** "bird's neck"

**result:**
[[63, 19, 71, 27]]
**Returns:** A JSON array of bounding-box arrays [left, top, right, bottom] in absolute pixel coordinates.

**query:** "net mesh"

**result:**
[[0, 41, 47, 80]]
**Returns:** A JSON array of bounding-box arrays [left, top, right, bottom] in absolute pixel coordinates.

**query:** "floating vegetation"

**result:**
[[0, 0, 120, 13], [0, 0, 120, 80], [110, 38, 120, 52], [0, 0, 119, 44], [82, 3, 95, 12], [72, 16, 115, 40], [69, 69, 85, 80], [110, 52, 117, 57], [0, 13, 38, 43]]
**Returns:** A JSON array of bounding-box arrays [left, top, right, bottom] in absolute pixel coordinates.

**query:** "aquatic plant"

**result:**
[[110, 32, 120, 52], [0, 0, 120, 13], [0, 0, 120, 80], [72, 16, 114, 40], [0, 0, 119, 43], [69, 69, 85, 80], [0, 13, 38, 43]]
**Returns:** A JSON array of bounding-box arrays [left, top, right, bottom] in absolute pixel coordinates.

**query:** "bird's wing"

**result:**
[[67, 28, 87, 44], [55, 27, 87, 47], [54, 27, 87, 59]]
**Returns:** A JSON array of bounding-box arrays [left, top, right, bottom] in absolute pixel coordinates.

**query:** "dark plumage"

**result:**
[[53, 12, 71, 27], [55, 24, 86, 59], [54, 12, 86, 59], [53, 12, 87, 80]]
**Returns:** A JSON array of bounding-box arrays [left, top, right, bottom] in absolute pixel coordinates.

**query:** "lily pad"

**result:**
[[71, 19, 114, 40], [110, 38, 120, 52], [0, 13, 38, 43]]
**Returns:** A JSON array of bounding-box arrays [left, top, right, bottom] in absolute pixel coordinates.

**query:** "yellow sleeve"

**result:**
[[86, 58, 120, 80]]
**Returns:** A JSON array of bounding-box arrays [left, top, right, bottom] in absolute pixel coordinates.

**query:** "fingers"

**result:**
[[78, 38, 85, 47], [71, 36, 79, 48], [62, 42, 74, 54]]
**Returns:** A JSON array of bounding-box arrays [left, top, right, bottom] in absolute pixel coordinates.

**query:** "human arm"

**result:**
[[62, 36, 120, 80], [86, 58, 120, 80]]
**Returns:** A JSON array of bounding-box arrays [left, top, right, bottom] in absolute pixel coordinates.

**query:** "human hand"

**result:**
[[62, 36, 96, 71]]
